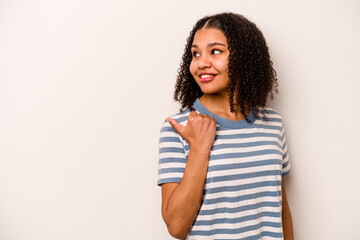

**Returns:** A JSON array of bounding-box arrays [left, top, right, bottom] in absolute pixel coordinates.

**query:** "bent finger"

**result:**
[[189, 111, 197, 121], [197, 113, 204, 119]]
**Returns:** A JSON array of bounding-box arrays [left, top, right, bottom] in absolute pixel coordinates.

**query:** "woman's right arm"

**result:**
[[161, 111, 216, 239]]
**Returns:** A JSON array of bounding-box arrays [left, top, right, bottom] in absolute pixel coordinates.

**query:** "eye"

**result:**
[[192, 51, 200, 58], [212, 49, 222, 55]]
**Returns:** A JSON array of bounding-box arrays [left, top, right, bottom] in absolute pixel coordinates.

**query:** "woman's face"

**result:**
[[190, 28, 230, 96]]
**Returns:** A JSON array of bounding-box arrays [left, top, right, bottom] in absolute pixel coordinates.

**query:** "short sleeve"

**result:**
[[157, 120, 187, 186], [281, 124, 291, 176]]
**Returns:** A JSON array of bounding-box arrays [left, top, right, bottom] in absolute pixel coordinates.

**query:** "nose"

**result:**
[[198, 54, 211, 69]]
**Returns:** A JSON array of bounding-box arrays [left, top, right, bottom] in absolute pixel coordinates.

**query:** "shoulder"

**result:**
[[160, 109, 191, 130], [256, 107, 285, 127], [159, 109, 191, 145], [167, 108, 191, 124], [159, 109, 191, 139], [259, 107, 284, 120]]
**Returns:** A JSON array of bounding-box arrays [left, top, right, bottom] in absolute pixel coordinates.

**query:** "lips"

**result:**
[[199, 73, 216, 82]]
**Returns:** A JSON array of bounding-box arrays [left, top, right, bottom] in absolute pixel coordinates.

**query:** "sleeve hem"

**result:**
[[157, 178, 182, 186], [282, 168, 291, 177]]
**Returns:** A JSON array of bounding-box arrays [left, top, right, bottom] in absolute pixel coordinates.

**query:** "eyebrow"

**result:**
[[191, 42, 226, 48]]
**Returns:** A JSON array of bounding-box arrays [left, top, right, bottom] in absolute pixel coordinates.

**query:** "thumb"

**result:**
[[166, 118, 185, 137]]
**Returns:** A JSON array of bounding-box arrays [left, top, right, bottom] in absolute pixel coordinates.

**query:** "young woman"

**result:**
[[158, 13, 293, 240]]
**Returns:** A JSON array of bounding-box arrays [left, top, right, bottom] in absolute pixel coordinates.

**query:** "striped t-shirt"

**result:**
[[158, 99, 291, 240]]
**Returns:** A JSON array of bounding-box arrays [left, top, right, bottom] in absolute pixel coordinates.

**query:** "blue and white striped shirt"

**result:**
[[158, 99, 291, 240]]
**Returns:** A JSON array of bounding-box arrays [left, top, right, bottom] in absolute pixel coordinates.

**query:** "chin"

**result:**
[[200, 87, 224, 95], [200, 89, 215, 94]]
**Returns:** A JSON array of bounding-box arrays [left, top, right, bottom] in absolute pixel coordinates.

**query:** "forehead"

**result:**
[[192, 28, 227, 46]]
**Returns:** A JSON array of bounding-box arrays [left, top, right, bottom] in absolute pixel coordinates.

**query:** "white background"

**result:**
[[0, 0, 359, 239]]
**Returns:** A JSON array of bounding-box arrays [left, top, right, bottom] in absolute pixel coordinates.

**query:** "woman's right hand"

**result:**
[[166, 111, 217, 151], [163, 111, 216, 238]]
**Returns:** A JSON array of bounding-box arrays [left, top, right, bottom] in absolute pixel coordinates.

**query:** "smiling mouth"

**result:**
[[199, 74, 216, 82]]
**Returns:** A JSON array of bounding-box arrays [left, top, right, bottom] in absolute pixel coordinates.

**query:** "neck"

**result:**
[[199, 94, 249, 121]]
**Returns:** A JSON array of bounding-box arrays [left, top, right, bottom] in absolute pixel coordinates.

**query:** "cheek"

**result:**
[[219, 60, 229, 73], [189, 61, 196, 78]]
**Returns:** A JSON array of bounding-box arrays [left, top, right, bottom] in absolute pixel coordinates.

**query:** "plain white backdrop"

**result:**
[[0, 0, 359, 239]]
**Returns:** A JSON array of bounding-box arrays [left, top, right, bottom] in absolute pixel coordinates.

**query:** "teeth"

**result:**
[[201, 74, 212, 78]]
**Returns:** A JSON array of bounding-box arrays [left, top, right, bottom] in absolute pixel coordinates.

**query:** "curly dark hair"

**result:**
[[174, 12, 278, 120]]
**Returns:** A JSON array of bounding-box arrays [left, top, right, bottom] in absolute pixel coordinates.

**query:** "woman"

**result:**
[[158, 12, 293, 240]]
